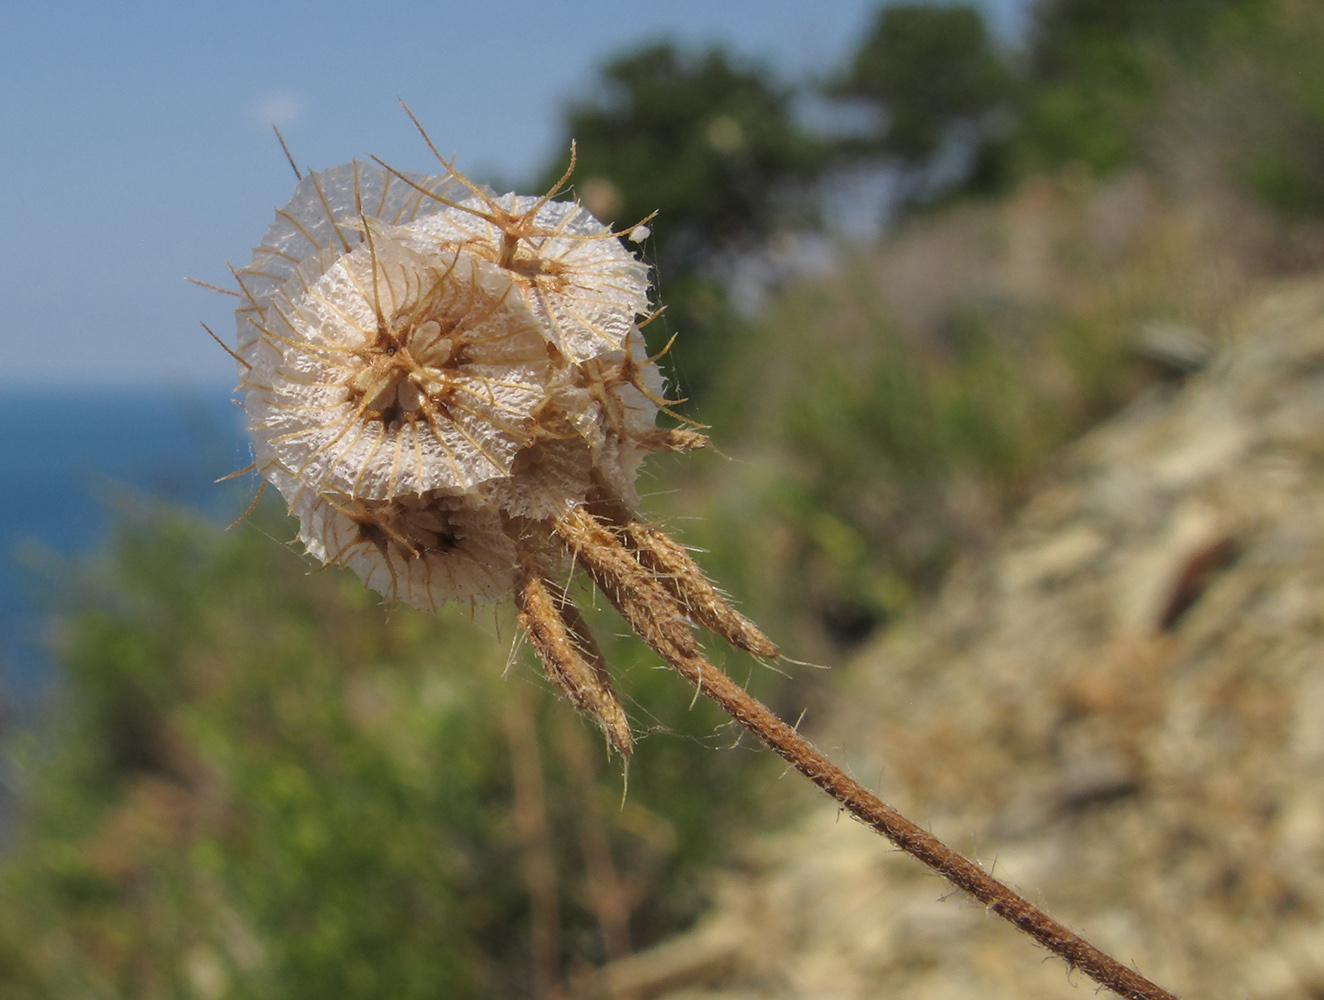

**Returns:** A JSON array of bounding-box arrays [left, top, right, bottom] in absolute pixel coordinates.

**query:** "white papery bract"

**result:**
[[569, 328, 668, 507], [242, 221, 554, 502], [476, 436, 595, 521], [293, 486, 518, 610], [235, 161, 472, 368], [409, 195, 652, 363], [234, 156, 668, 610]]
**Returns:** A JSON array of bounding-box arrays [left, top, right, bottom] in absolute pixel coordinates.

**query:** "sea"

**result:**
[[0, 384, 253, 703]]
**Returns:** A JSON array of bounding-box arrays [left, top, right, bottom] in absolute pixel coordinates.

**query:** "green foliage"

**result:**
[[820, 0, 1296, 200], [1028, 0, 1243, 78], [1238, 147, 1324, 218], [0, 503, 782, 998], [1007, 43, 1153, 177], [681, 184, 1179, 650], [749, 311, 1128, 639], [1011, 0, 1275, 178], [830, 3, 1015, 166], [1220, 2, 1324, 219]]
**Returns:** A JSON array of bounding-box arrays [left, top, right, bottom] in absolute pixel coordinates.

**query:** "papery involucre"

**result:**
[[292, 485, 518, 610], [241, 221, 553, 502], [409, 195, 652, 363], [234, 161, 472, 367], [231, 154, 671, 610]]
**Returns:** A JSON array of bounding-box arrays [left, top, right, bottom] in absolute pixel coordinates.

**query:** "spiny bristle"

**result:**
[[271, 124, 301, 180]]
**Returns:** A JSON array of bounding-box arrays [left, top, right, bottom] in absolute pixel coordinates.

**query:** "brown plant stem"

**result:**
[[553, 506, 1179, 1000]]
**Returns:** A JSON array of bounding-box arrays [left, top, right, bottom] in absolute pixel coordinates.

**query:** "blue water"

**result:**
[[0, 385, 252, 699]]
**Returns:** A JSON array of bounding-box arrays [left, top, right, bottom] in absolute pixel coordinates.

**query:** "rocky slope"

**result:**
[[581, 276, 1324, 999]]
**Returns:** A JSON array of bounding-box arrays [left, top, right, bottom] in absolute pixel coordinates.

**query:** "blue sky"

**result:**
[[0, 0, 1029, 389]]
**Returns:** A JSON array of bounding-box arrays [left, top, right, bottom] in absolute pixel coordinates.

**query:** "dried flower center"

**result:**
[[507, 250, 568, 286], [352, 497, 462, 559], [347, 312, 473, 427]]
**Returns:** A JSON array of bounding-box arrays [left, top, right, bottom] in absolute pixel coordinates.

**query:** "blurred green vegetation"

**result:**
[[0, 506, 784, 998], [828, 3, 1015, 168], [546, 42, 831, 271], [11, 1, 1324, 996], [661, 187, 1182, 650], [1004, 0, 1248, 176], [1220, 3, 1324, 217]]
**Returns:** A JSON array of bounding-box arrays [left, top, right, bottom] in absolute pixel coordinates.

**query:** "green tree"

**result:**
[[1029, 0, 1248, 76], [829, 3, 1015, 168], [1015, 0, 1267, 174]]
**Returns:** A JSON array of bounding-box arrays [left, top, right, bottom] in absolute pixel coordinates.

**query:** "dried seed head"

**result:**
[[235, 161, 469, 366], [241, 220, 555, 501], [409, 194, 652, 362], [232, 145, 675, 611], [223, 130, 793, 770], [570, 329, 669, 506], [290, 482, 518, 610]]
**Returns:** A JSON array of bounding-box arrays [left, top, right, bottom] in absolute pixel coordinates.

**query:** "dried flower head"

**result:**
[[233, 141, 679, 619], [234, 161, 467, 364], [242, 220, 556, 501], [290, 483, 517, 610], [406, 192, 652, 363]]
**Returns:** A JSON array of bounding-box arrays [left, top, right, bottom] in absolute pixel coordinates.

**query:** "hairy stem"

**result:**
[[554, 506, 1179, 1000], [515, 559, 633, 757]]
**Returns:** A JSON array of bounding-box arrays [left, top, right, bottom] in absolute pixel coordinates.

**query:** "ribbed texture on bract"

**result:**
[[243, 223, 554, 501], [234, 161, 666, 610], [408, 195, 652, 363]]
